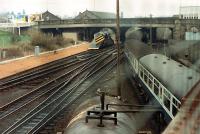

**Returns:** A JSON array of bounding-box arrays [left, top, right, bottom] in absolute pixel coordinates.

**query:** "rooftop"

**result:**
[[75, 10, 116, 19]]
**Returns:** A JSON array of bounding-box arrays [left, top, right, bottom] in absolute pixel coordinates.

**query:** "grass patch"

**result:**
[[0, 30, 10, 35], [0, 30, 75, 60], [0, 30, 31, 48]]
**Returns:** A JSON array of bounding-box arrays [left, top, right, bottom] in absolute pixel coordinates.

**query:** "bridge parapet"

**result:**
[[38, 17, 176, 26], [180, 19, 200, 28], [38, 17, 200, 40], [0, 22, 37, 28]]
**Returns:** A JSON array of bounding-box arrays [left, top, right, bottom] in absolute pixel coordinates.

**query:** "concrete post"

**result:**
[[2, 50, 6, 59], [34, 46, 40, 56], [0, 50, 1, 60], [18, 27, 21, 36], [12, 26, 15, 34]]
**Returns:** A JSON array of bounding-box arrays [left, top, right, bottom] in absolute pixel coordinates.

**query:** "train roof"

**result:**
[[139, 54, 200, 100], [125, 39, 154, 59]]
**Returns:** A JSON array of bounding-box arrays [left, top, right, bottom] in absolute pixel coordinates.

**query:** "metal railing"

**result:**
[[138, 63, 181, 119], [125, 50, 181, 119]]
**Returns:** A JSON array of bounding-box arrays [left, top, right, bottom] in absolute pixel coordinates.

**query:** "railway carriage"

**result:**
[[124, 39, 153, 75], [125, 39, 200, 119]]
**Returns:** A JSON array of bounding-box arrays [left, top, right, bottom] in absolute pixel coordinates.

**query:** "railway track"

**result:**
[[38, 56, 118, 134], [0, 49, 112, 107], [0, 51, 106, 120], [39, 64, 119, 133], [1, 48, 117, 134], [0, 49, 99, 84], [0, 49, 105, 91]]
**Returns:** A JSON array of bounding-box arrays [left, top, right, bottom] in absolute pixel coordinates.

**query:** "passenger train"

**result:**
[[124, 39, 200, 119]]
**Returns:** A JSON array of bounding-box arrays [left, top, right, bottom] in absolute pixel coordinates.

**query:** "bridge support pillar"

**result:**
[[83, 28, 91, 41], [173, 19, 186, 40]]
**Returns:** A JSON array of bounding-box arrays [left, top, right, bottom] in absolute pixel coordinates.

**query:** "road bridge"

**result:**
[[37, 17, 200, 41], [38, 17, 175, 28], [37, 17, 174, 42], [1, 17, 199, 41], [0, 22, 36, 35], [0, 22, 36, 28]]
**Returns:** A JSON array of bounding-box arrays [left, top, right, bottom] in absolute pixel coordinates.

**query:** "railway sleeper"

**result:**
[[36, 116, 46, 120], [38, 130, 49, 134], [22, 126, 34, 129], [43, 126, 53, 130], [16, 128, 29, 133], [47, 123, 55, 127], [27, 122, 38, 126], [32, 118, 42, 122]]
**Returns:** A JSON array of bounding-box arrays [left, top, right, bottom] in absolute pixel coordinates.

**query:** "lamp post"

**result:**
[[116, 0, 121, 98]]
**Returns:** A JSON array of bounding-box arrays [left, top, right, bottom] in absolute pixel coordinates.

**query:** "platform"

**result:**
[[0, 42, 89, 79]]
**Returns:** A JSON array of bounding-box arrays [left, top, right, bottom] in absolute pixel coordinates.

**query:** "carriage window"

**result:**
[[154, 85, 159, 95], [143, 69, 148, 76], [148, 79, 153, 88], [164, 97, 171, 111], [173, 98, 180, 108], [149, 74, 153, 81], [164, 89, 171, 99], [172, 105, 178, 116], [144, 74, 148, 83], [154, 80, 159, 87]]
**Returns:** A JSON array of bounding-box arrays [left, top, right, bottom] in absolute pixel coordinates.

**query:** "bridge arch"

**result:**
[[124, 27, 151, 43], [156, 28, 173, 40], [97, 27, 133, 43], [125, 27, 143, 40], [190, 27, 199, 33]]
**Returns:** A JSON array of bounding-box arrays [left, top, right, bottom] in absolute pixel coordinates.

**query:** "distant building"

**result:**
[[172, 14, 179, 18], [0, 16, 9, 23], [41, 11, 61, 21], [29, 14, 42, 22], [179, 6, 200, 19], [6, 11, 28, 23], [75, 10, 116, 19]]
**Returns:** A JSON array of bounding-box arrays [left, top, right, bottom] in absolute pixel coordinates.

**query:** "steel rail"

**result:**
[[0, 49, 104, 82], [0, 49, 89, 82], [0, 49, 110, 90], [0, 52, 105, 120], [32, 57, 118, 134], [2, 50, 116, 134], [0, 49, 114, 116], [26, 55, 118, 134]]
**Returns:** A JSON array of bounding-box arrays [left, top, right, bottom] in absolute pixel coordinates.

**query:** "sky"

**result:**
[[1, 0, 200, 18]]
